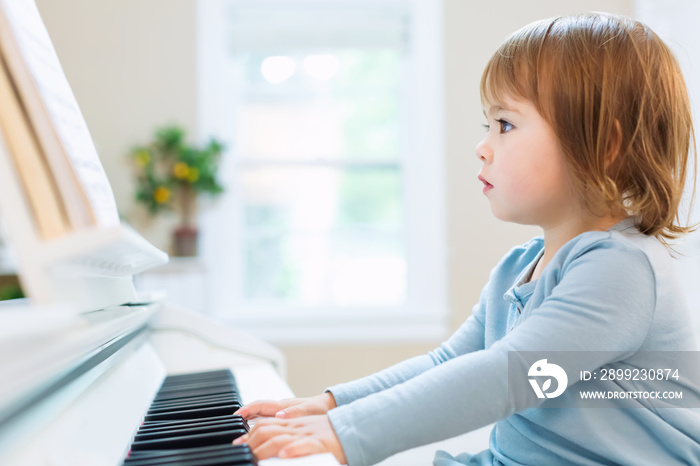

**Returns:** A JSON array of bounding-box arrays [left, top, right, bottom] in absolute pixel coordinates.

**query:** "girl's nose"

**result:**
[[475, 138, 492, 163]]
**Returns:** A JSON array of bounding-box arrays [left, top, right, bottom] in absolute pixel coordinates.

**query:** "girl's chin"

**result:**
[[488, 204, 533, 225]]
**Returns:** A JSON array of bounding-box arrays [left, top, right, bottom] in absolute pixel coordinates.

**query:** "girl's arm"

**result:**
[[328, 242, 656, 466]]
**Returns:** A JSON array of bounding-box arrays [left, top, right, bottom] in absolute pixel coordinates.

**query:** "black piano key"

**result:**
[[125, 445, 256, 466], [160, 375, 234, 384], [140, 417, 250, 436], [154, 389, 237, 403], [158, 373, 234, 384], [137, 417, 245, 433], [151, 394, 238, 404], [138, 417, 246, 434], [166, 369, 231, 375], [158, 381, 237, 391], [146, 402, 239, 417], [150, 393, 238, 408], [144, 404, 242, 422], [127, 443, 241, 459], [125, 452, 256, 466], [157, 376, 234, 385], [157, 380, 235, 392], [130, 428, 247, 451], [142, 413, 247, 425], [147, 397, 239, 414], [162, 370, 234, 381], [159, 380, 238, 395], [142, 413, 243, 425], [134, 420, 246, 441]]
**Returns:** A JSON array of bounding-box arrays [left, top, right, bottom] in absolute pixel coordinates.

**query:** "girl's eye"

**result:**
[[482, 123, 490, 132], [497, 119, 513, 133]]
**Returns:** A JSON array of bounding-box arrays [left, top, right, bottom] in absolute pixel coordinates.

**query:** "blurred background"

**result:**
[[22, 0, 700, 396]]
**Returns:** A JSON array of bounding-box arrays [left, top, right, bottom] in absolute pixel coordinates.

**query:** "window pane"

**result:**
[[221, 2, 412, 312], [241, 167, 406, 306], [234, 49, 400, 161]]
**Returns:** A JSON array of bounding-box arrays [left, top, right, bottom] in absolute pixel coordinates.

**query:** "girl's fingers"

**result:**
[[233, 418, 287, 445], [276, 393, 335, 418], [276, 403, 321, 418], [234, 414, 345, 464], [276, 405, 305, 418], [252, 433, 297, 460], [279, 437, 326, 458], [243, 419, 290, 449], [234, 399, 287, 419]]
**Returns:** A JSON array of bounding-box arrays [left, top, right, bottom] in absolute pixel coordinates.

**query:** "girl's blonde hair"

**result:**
[[481, 12, 696, 243]]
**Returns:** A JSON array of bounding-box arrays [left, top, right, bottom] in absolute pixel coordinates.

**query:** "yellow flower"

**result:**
[[153, 186, 171, 204], [135, 149, 150, 167], [187, 167, 199, 183], [173, 162, 190, 179]]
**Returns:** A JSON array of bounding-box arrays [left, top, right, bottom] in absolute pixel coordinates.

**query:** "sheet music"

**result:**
[[0, 0, 119, 228]]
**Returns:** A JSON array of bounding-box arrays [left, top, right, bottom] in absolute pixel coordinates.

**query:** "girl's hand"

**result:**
[[234, 392, 337, 420], [233, 414, 347, 464]]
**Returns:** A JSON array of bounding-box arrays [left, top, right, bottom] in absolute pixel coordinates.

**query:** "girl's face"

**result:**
[[476, 97, 582, 228]]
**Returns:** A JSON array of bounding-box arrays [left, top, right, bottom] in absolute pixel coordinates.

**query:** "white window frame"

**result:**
[[196, 0, 447, 345]]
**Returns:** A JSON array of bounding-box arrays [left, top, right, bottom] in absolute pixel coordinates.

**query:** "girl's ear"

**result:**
[[605, 120, 623, 169]]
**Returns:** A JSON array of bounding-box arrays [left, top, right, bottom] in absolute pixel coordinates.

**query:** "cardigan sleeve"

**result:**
[[328, 240, 656, 466]]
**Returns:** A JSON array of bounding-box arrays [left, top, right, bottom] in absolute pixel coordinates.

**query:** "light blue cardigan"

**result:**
[[327, 218, 700, 466]]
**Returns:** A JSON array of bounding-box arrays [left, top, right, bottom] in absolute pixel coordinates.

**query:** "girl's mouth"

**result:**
[[478, 175, 494, 192]]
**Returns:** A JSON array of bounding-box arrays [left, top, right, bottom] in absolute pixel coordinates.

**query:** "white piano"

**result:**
[[0, 294, 342, 466], [0, 1, 341, 465]]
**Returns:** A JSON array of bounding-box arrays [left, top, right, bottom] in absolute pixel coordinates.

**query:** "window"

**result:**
[[197, 0, 446, 343]]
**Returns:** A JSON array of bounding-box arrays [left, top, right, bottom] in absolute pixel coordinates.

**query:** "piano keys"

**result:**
[[122, 369, 257, 465]]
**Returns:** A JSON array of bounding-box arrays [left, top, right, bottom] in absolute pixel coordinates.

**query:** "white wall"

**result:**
[[35, 0, 198, 250], [36, 0, 635, 396], [635, 0, 700, 333]]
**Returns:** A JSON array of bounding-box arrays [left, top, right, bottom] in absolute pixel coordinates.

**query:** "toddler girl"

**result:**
[[234, 12, 700, 466]]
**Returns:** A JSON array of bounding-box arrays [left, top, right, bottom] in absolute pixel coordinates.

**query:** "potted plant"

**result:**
[[130, 126, 224, 256]]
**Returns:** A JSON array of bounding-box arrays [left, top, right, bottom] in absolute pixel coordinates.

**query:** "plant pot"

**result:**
[[173, 226, 198, 257]]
